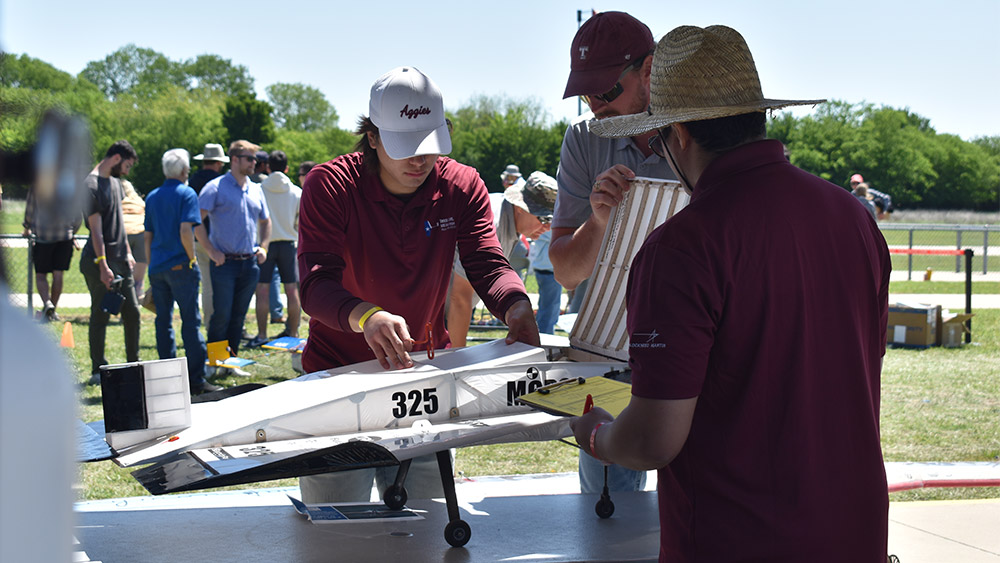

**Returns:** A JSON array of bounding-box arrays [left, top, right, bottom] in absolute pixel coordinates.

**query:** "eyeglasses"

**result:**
[[582, 54, 648, 105], [237, 154, 257, 163], [647, 127, 671, 159], [537, 215, 552, 226]]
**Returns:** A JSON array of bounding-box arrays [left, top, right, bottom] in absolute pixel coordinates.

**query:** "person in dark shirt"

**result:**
[[190, 143, 228, 326], [79, 140, 141, 381], [575, 25, 889, 561]]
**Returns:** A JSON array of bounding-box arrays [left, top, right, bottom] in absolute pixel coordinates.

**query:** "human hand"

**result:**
[[99, 264, 115, 290], [503, 299, 541, 347], [362, 310, 415, 370], [569, 407, 614, 458], [126, 253, 136, 272], [255, 246, 267, 265], [209, 249, 225, 266], [589, 165, 636, 229]]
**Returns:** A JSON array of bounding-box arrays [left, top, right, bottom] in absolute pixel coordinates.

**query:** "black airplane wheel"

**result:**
[[383, 484, 407, 510], [595, 497, 615, 519], [444, 519, 471, 547]]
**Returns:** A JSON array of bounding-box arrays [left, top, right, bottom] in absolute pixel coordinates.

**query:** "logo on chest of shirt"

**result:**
[[424, 217, 456, 236], [630, 329, 666, 349]]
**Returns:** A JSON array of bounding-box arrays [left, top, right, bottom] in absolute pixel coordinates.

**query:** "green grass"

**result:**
[[890, 281, 999, 294], [1, 199, 26, 233], [880, 309, 1000, 501]]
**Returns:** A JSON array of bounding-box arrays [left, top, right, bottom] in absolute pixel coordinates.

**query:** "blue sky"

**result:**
[[2, 0, 998, 140]]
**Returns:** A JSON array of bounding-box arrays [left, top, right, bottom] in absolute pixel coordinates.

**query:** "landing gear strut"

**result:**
[[382, 452, 471, 548], [594, 464, 615, 518]]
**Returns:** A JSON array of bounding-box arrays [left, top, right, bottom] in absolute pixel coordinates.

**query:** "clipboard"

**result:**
[[519, 376, 632, 417]]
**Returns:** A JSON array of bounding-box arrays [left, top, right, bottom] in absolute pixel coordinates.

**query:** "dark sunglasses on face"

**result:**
[[237, 154, 257, 162], [583, 54, 648, 105]]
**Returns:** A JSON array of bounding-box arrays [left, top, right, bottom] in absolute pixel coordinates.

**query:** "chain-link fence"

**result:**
[[880, 224, 999, 281], [1, 234, 90, 314]]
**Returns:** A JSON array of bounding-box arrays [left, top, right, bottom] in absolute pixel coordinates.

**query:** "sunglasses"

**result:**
[[582, 54, 648, 105], [236, 154, 258, 163], [647, 127, 671, 159]]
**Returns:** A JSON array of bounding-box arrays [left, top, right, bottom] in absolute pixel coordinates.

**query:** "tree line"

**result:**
[[769, 101, 999, 210], [2, 46, 997, 210]]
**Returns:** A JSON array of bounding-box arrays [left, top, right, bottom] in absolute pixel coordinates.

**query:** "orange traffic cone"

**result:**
[[60, 321, 74, 348]]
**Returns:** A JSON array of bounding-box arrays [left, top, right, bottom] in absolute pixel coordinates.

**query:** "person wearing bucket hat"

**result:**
[[190, 143, 229, 191], [189, 143, 229, 326], [446, 171, 557, 347], [500, 164, 522, 187], [297, 66, 538, 504], [550, 10, 672, 499], [572, 26, 890, 560]]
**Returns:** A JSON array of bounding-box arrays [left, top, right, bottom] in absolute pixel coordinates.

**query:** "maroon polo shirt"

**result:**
[[298, 152, 528, 371], [627, 140, 891, 561]]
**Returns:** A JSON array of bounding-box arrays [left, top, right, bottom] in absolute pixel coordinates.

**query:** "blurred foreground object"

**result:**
[[0, 109, 90, 562]]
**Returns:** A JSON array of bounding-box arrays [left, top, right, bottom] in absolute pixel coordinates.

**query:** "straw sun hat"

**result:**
[[591, 25, 824, 139]]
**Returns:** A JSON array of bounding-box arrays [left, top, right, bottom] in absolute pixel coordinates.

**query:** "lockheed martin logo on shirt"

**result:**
[[400, 105, 431, 119], [424, 217, 457, 235], [630, 329, 666, 349]]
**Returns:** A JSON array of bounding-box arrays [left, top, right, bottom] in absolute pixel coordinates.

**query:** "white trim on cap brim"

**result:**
[[379, 122, 452, 160], [590, 98, 826, 139]]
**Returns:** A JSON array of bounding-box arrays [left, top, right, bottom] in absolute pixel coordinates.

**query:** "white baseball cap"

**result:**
[[369, 66, 452, 160]]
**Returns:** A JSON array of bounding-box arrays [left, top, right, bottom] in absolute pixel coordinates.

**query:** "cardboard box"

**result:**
[[887, 303, 940, 348], [939, 312, 974, 348]]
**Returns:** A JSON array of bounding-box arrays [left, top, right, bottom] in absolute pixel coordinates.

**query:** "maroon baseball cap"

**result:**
[[563, 11, 655, 99]]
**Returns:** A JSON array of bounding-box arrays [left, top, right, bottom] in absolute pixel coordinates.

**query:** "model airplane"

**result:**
[[79, 339, 629, 547]]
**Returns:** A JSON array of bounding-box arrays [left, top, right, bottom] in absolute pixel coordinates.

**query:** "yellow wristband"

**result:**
[[358, 306, 383, 331], [189, 258, 197, 269], [94, 255, 107, 264]]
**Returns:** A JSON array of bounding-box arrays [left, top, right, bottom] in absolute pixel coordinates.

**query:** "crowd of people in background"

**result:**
[[21, 143, 573, 395]]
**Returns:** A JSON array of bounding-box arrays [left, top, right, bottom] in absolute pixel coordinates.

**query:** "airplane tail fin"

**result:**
[[98, 358, 192, 454]]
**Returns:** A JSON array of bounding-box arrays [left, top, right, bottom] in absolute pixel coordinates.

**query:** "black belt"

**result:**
[[225, 253, 254, 260]]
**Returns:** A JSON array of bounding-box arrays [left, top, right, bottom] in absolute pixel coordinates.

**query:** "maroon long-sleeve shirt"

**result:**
[[298, 152, 528, 371]]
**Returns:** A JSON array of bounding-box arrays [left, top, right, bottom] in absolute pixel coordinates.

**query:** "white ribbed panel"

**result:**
[[570, 177, 689, 360]]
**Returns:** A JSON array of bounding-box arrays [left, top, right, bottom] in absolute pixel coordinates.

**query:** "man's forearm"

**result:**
[[87, 214, 106, 259], [179, 224, 195, 260], [193, 224, 215, 254], [549, 220, 604, 290], [258, 219, 271, 251]]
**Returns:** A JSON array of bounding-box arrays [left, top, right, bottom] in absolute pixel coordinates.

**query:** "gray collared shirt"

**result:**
[[552, 111, 676, 230]]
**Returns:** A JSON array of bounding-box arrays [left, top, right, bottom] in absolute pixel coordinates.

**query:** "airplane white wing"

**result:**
[[132, 412, 567, 495]]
